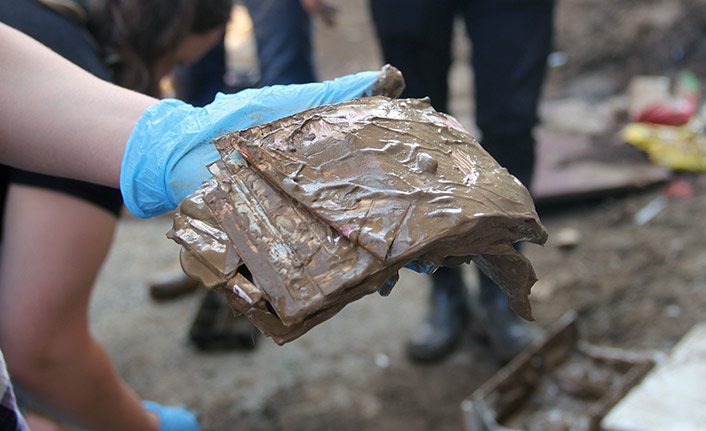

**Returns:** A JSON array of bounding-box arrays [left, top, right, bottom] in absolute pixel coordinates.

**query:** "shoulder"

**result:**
[[0, 0, 111, 81]]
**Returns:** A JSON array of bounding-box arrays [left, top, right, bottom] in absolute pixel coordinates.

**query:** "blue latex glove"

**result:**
[[404, 259, 437, 274], [121, 70, 384, 218], [142, 401, 200, 431], [378, 276, 398, 297], [377, 260, 436, 297]]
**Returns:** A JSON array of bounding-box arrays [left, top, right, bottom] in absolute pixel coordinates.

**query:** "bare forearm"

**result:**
[[0, 22, 156, 187], [26, 335, 158, 431]]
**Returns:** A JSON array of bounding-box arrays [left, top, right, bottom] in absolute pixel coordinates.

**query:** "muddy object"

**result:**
[[369, 64, 405, 99], [170, 186, 242, 289], [168, 96, 547, 344]]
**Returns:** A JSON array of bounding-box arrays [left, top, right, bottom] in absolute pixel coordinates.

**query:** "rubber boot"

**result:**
[[406, 266, 469, 363], [472, 272, 542, 362]]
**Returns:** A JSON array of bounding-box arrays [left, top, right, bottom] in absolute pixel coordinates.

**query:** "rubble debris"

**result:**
[[621, 120, 706, 172], [628, 71, 700, 126], [663, 178, 695, 198], [602, 322, 706, 431], [553, 227, 583, 249], [462, 312, 655, 431], [622, 72, 706, 172], [634, 196, 669, 225]]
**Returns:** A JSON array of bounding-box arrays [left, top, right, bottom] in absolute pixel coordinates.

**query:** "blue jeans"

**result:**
[[244, 0, 316, 85], [178, 0, 316, 106], [176, 38, 228, 107]]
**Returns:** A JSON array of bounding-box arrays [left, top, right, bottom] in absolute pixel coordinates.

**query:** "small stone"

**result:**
[[553, 227, 582, 249]]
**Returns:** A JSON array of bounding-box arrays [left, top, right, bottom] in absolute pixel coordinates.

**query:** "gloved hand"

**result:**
[[121, 69, 392, 218], [404, 258, 437, 274], [378, 276, 398, 297], [377, 258, 435, 297]]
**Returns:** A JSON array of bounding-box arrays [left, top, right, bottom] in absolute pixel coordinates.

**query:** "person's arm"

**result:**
[[0, 22, 156, 187], [2, 22, 403, 218]]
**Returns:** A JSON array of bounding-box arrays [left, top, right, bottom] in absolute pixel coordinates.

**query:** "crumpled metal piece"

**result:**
[[168, 96, 548, 344]]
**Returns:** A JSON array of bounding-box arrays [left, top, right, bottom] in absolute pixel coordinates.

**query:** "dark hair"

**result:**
[[191, 0, 232, 34], [89, 0, 232, 95]]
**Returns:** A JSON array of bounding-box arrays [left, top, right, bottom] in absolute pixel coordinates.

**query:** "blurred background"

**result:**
[[91, 0, 706, 430]]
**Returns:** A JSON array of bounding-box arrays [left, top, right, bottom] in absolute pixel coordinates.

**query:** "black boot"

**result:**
[[472, 272, 542, 362], [407, 266, 469, 363]]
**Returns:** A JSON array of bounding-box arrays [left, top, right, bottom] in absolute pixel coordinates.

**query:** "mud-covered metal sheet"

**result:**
[[204, 159, 397, 328], [169, 96, 548, 344], [169, 187, 241, 289]]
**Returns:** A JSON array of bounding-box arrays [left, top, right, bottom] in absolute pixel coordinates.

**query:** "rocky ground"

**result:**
[[86, 1, 706, 430]]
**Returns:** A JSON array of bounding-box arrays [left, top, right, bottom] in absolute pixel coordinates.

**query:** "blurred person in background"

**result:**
[[177, 0, 336, 108], [0, 1, 231, 429], [369, 0, 555, 363], [243, 0, 336, 86]]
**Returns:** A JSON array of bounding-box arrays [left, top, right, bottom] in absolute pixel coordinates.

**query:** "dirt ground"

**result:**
[[88, 1, 706, 430]]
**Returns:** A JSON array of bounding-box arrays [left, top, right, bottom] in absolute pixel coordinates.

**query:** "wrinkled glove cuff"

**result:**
[[120, 99, 192, 218]]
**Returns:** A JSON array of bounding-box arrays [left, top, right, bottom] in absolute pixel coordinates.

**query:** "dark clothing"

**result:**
[[370, 0, 555, 187], [7, 170, 123, 216], [176, 38, 228, 107], [1, 350, 28, 431], [0, 0, 124, 222], [0, 0, 109, 80]]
